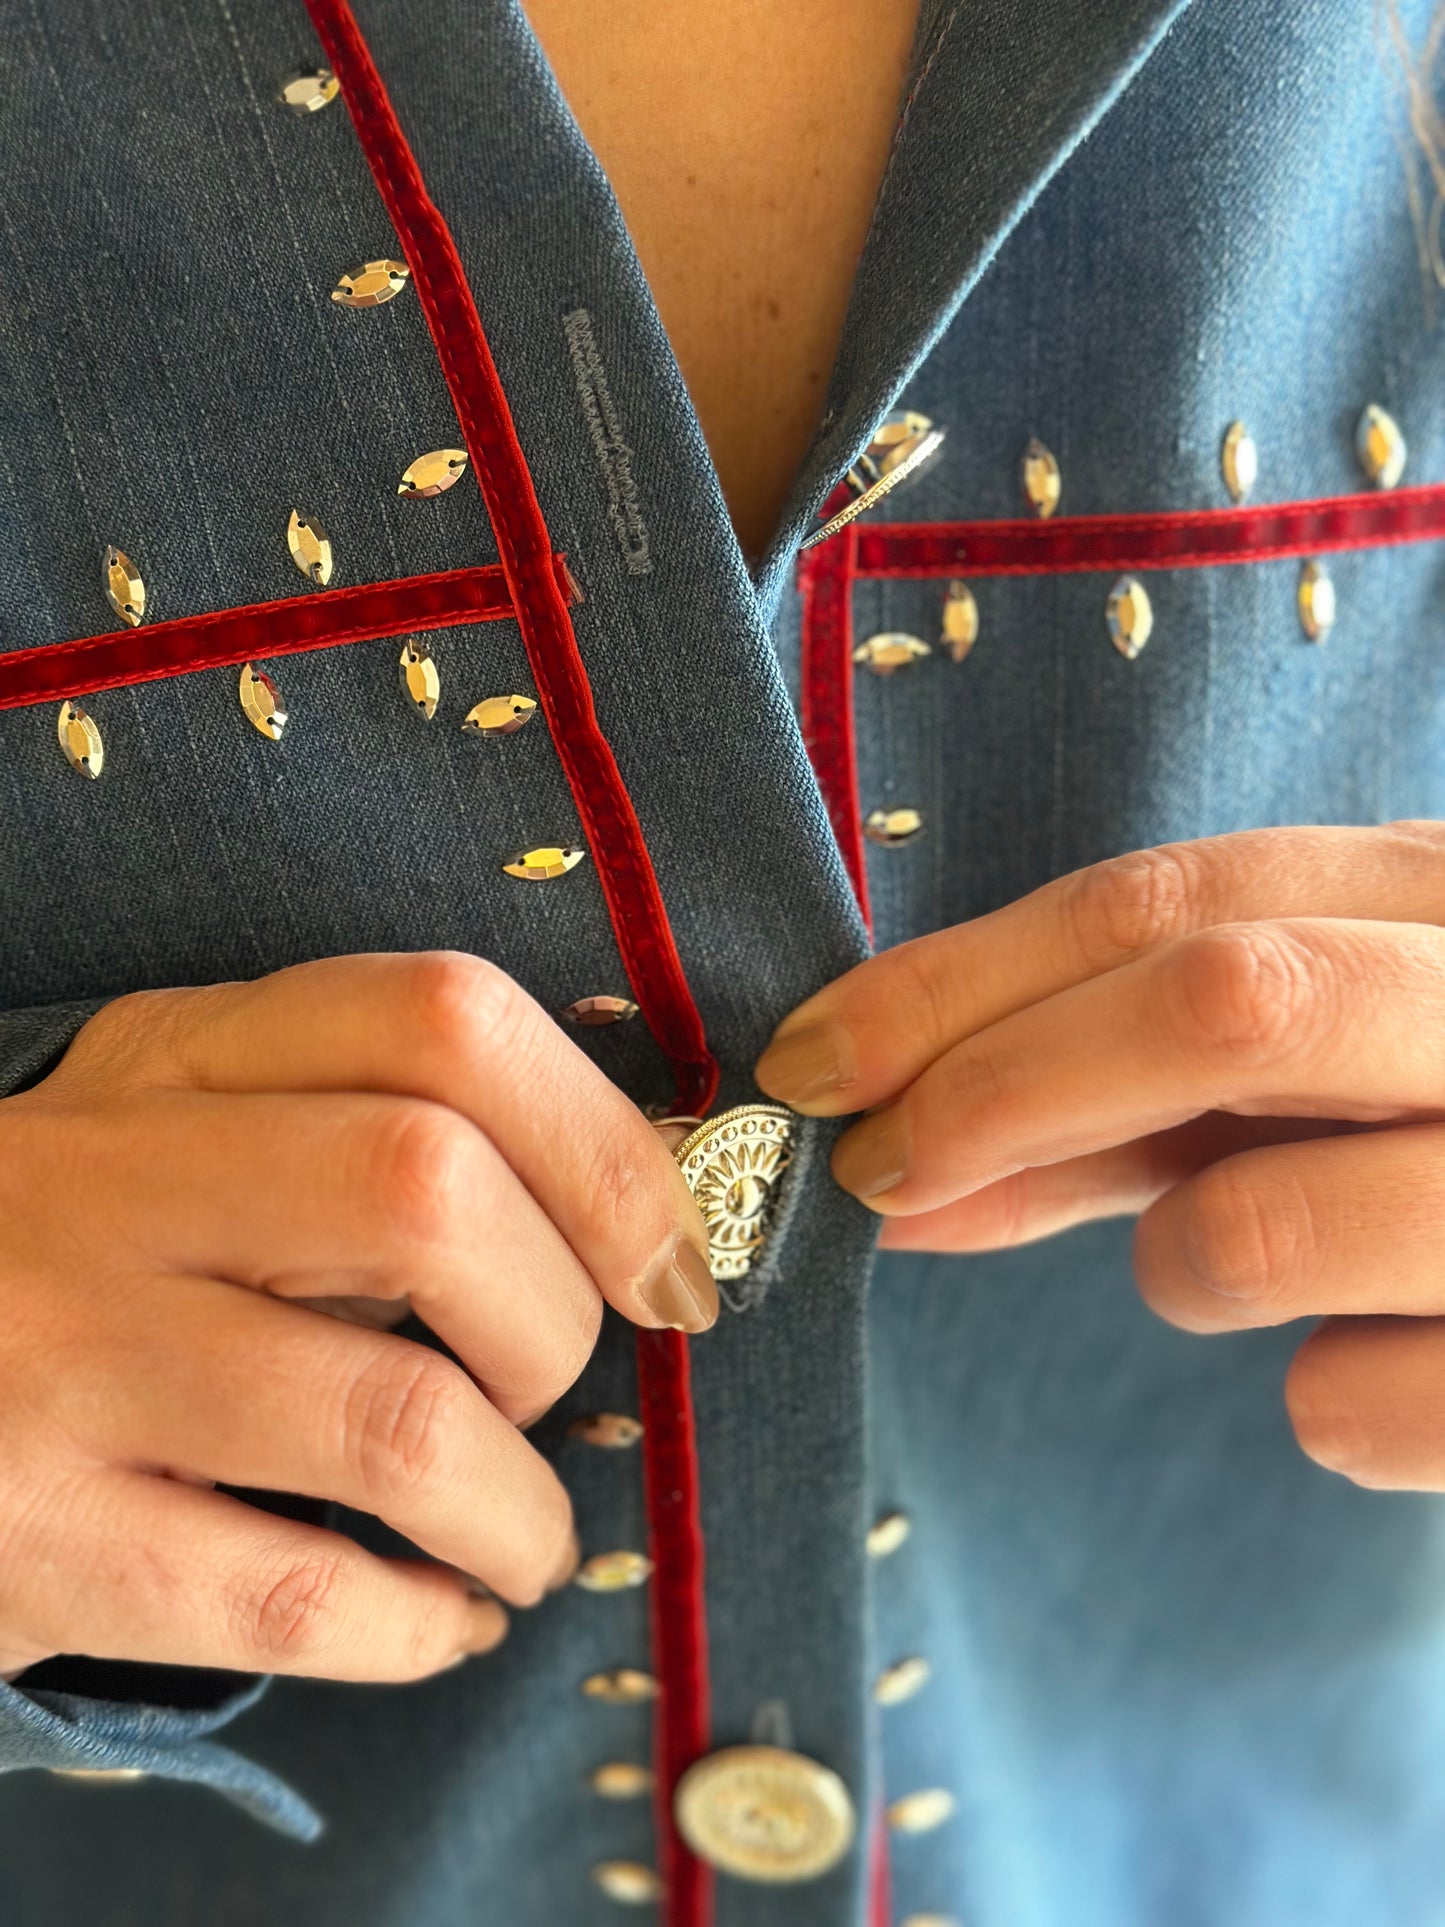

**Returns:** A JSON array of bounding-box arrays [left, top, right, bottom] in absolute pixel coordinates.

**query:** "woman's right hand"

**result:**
[[0, 952, 717, 1685]]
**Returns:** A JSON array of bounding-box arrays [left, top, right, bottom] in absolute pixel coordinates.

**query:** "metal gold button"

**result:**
[[673, 1744, 855, 1884]]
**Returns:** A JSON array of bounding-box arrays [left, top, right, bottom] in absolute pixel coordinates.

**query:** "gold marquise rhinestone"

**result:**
[[1355, 403, 1406, 489], [801, 409, 947, 549], [1297, 559, 1336, 642], [568, 1412, 643, 1449], [1021, 436, 1062, 518], [581, 1667, 659, 1705], [1221, 420, 1258, 503], [463, 695, 537, 736], [852, 632, 931, 675], [866, 1510, 912, 1558], [331, 260, 410, 309], [1105, 575, 1153, 660], [501, 844, 586, 881], [286, 510, 333, 587], [670, 1105, 795, 1282], [591, 1862, 663, 1904], [863, 807, 923, 846], [941, 579, 978, 661], [398, 640, 440, 720], [103, 546, 144, 627], [887, 1788, 957, 1835], [559, 995, 639, 1026], [278, 69, 339, 113], [575, 1551, 654, 1594], [239, 664, 287, 740], [57, 701, 103, 778], [590, 1762, 654, 1800], [874, 1656, 932, 1706], [398, 449, 469, 498]]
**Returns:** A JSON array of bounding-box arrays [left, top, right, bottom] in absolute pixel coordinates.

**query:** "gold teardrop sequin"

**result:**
[[863, 808, 923, 846], [568, 1412, 644, 1449], [1021, 436, 1062, 518], [1297, 559, 1336, 642], [590, 1762, 654, 1800], [852, 633, 931, 675], [502, 844, 586, 881], [802, 410, 947, 549], [398, 449, 469, 498], [671, 1105, 796, 1283], [286, 510, 333, 587], [591, 1862, 664, 1904], [1221, 420, 1258, 503], [57, 700, 103, 778], [463, 695, 537, 736], [278, 69, 339, 113], [582, 1668, 659, 1705], [941, 580, 978, 662], [1356, 404, 1406, 489], [239, 664, 287, 740], [1105, 576, 1153, 660], [866, 1510, 912, 1558], [886, 1788, 957, 1835], [103, 546, 144, 627], [576, 1551, 654, 1594], [331, 260, 410, 308], [874, 1656, 932, 1706], [398, 641, 440, 720], [559, 995, 639, 1026]]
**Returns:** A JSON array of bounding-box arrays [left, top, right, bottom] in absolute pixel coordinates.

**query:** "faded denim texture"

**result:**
[[2, 0, 1445, 1922]]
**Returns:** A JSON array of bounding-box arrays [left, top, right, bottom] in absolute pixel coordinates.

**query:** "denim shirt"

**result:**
[[3, 2, 1445, 1923]]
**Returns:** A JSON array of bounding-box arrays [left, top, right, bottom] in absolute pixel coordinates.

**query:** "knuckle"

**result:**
[[1063, 845, 1205, 972], [1284, 1337, 1375, 1482], [239, 1549, 356, 1664], [342, 1350, 472, 1509], [579, 1117, 663, 1258], [405, 950, 522, 1056], [1161, 924, 1322, 1067], [368, 1102, 489, 1248], [1176, 1164, 1306, 1305]]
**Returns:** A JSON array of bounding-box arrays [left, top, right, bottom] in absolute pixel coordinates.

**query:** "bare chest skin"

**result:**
[[521, 0, 924, 561]]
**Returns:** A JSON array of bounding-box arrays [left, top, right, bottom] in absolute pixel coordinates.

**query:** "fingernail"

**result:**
[[638, 1237, 719, 1333], [754, 1023, 852, 1107], [458, 1596, 508, 1656], [547, 1526, 582, 1592], [833, 1110, 909, 1202]]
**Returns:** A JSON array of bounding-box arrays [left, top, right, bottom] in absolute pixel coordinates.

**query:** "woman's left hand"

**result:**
[[753, 821, 1445, 1491]]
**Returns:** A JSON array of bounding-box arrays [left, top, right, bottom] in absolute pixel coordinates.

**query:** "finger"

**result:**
[[67, 1276, 579, 1608], [1135, 1122, 1445, 1334], [59, 951, 718, 1334], [85, 1089, 601, 1424], [1, 1468, 510, 1682], [755, 822, 1445, 1114], [1285, 1315, 1445, 1492], [829, 918, 1445, 1214]]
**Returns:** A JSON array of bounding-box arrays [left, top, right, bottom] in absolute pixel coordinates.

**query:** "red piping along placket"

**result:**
[[301, 7, 718, 1921]]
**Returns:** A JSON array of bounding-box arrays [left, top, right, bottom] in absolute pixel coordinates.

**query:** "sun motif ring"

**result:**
[[665, 1105, 796, 1282]]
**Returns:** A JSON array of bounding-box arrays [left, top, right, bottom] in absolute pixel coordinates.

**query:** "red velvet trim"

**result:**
[[305, 0, 719, 1120], [0, 564, 561, 713], [852, 483, 1445, 577], [798, 522, 872, 936], [637, 1328, 713, 1922]]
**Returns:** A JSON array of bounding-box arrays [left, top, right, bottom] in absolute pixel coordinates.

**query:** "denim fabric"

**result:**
[[2, 0, 1445, 1922]]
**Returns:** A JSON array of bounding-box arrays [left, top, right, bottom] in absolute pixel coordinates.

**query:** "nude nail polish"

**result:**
[[639, 1237, 719, 1332]]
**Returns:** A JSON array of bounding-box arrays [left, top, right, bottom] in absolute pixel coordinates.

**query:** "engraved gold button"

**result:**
[[278, 69, 339, 113], [853, 632, 931, 675], [941, 579, 978, 662], [886, 1788, 956, 1834], [863, 808, 923, 846], [866, 1510, 911, 1558], [399, 640, 440, 720], [331, 260, 410, 308], [463, 695, 537, 736], [673, 1744, 856, 1884], [1356, 403, 1406, 489], [671, 1105, 795, 1282], [592, 1861, 663, 1903], [576, 1550, 654, 1593], [559, 995, 639, 1026], [1105, 575, 1153, 660], [103, 546, 144, 627], [501, 844, 585, 881], [398, 449, 469, 498], [1021, 436, 1062, 518], [286, 510, 333, 587], [1221, 420, 1257, 503], [57, 700, 103, 779], [239, 664, 287, 740], [874, 1655, 931, 1706], [590, 1761, 654, 1799], [1297, 559, 1336, 642], [568, 1412, 643, 1448], [581, 1667, 659, 1704]]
